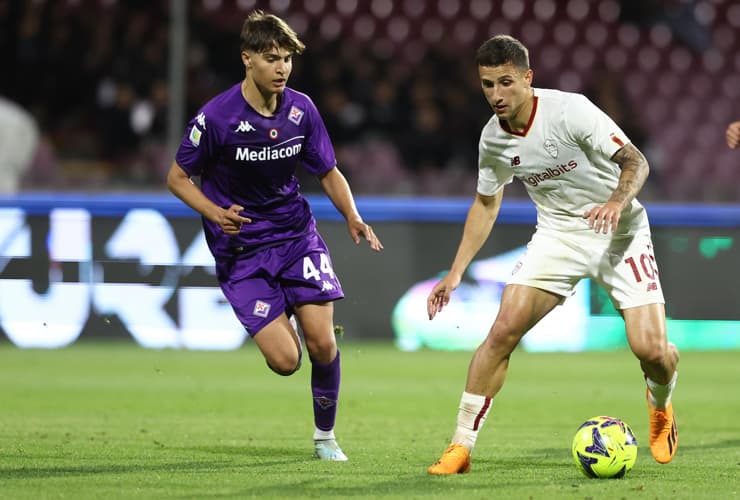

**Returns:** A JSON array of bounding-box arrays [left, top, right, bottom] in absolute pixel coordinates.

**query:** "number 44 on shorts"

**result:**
[[303, 254, 335, 281]]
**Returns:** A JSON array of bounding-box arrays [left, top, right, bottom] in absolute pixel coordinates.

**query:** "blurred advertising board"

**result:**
[[0, 194, 738, 350]]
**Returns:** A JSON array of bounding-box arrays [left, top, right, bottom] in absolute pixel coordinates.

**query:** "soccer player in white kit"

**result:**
[[427, 35, 679, 474]]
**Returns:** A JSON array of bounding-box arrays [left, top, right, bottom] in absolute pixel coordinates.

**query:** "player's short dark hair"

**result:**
[[240, 10, 305, 55], [475, 35, 529, 70]]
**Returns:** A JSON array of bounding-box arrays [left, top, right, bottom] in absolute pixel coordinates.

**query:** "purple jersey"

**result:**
[[175, 84, 337, 258]]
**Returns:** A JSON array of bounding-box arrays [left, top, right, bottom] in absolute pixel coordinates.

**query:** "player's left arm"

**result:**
[[583, 143, 649, 234], [319, 166, 383, 251]]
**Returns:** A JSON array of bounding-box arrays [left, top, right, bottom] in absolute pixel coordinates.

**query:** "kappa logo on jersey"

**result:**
[[321, 280, 336, 292], [235, 120, 255, 133], [544, 139, 559, 158], [288, 106, 304, 125], [610, 132, 625, 147], [196, 112, 206, 129], [253, 300, 271, 318]]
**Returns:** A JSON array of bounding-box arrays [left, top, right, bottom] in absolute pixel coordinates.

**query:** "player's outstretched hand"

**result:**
[[583, 201, 623, 234], [726, 121, 740, 149], [348, 218, 383, 252], [219, 204, 252, 235], [427, 273, 461, 320]]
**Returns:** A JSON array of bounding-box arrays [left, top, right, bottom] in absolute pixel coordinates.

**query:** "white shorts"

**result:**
[[508, 228, 665, 310]]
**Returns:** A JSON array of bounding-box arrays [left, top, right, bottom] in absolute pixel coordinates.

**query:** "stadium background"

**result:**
[[0, 0, 738, 350]]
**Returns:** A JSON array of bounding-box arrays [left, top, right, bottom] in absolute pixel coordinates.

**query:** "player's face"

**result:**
[[479, 63, 534, 128], [242, 45, 293, 94]]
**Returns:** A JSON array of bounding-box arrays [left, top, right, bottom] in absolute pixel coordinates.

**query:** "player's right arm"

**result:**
[[583, 142, 649, 234], [427, 190, 503, 320], [166, 161, 251, 236]]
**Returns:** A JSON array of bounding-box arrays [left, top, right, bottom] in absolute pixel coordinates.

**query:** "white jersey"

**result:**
[[477, 88, 649, 236]]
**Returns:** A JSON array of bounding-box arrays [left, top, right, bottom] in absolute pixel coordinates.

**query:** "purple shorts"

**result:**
[[215, 232, 344, 336]]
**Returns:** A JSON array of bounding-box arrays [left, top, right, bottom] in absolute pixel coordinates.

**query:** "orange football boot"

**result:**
[[647, 390, 678, 464], [428, 444, 471, 475]]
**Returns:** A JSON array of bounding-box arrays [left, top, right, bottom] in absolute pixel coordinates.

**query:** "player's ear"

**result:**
[[241, 51, 252, 69], [524, 68, 533, 85]]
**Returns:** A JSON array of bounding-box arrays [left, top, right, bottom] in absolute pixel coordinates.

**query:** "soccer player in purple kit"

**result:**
[[167, 10, 383, 461]]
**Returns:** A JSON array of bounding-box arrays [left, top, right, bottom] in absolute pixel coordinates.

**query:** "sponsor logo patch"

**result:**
[[189, 126, 202, 147], [235, 142, 302, 161]]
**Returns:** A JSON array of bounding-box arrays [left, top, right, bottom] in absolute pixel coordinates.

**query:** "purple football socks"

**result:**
[[311, 350, 341, 431]]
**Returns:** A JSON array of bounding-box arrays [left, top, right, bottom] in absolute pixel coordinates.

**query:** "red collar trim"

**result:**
[[500, 96, 538, 137]]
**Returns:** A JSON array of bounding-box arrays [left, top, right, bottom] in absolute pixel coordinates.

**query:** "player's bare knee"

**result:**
[[632, 341, 668, 366], [487, 318, 525, 350], [668, 341, 680, 364], [305, 337, 337, 361], [267, 358, 301, 376], [483, 329, 519, 356], [265, 352, 302, 376]]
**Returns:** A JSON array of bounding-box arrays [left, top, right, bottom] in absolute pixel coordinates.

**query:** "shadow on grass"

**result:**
[[673, 438, 740, 451], [0, 460, 232, 480], [175, 473, 528, 499], [0, 445, 308, 480]]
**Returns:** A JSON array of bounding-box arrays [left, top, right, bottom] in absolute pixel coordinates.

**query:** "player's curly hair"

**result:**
[[476, 34, 529, 71], [240, 10, 305, 55]]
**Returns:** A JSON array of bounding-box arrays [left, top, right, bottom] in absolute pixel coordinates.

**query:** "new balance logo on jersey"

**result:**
[[235, 120, 255, 133], [321, 280, 335, 292]]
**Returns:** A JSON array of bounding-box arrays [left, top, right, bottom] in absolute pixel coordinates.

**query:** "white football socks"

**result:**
[[313, 428, 335, 441], [451, 391, 493, 452], [646, 371, 677, 409]]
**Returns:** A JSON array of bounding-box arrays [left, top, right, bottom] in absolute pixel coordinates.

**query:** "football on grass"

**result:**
[[572, 415, 638, 478]]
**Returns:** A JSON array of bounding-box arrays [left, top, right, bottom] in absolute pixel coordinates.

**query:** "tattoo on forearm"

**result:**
[[609, 144, 649, 206]]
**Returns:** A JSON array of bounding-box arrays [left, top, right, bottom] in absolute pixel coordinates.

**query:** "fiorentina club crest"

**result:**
[[253, 300, 271, 318], [314, 396, 336, 410], [288, 106, 304, 125]]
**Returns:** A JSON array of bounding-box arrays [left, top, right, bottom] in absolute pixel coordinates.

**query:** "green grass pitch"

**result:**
[[0, 340, 738, 499]]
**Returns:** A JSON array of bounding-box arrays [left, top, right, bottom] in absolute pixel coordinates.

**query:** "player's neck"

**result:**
[[241, 78, 279, 116], [507, 90, 535, 132]]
